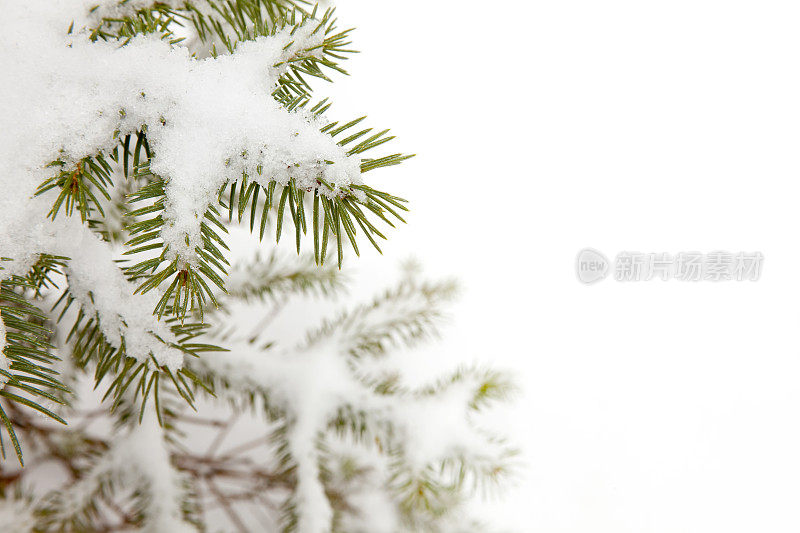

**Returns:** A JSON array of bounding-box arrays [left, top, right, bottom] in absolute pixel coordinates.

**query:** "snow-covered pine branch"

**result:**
[[0, 259, 516, 532], [2, 0, 408, 323], [0, 1, 517, 530], [0, 0, 411, 461], [40, 407, 194, 532]]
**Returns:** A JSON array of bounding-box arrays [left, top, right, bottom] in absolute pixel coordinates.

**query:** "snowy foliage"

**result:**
[[0, 1, 515, 531], [2, 258, 516, 531], [0, 494, 38, 533]]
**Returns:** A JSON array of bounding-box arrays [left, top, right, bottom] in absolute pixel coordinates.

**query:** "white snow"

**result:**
[[117, 410, 196, 533], [0, 208, 185, 370], [45, 409, 194, 532], [196, 340, 363, 532], [0, 496, 38, 533], [0, 3, 510, 531], [391, 381, 492, 470], [0, 0, 364, 369], [195, 336, 508, 531], [0, 0, 361, 266]]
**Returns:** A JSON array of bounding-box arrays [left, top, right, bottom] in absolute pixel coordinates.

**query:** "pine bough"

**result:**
[[0, 1, 516, 531]]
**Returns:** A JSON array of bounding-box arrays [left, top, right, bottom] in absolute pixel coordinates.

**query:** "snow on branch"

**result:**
[[192, 337, 515, 531], [43, 410, 194, 532], [225, 252, 345, 303], [0, 495, 38, 533], [4, 1, 359, 259], [188, 273, 515, 531], [1, 1, 408, 323], [0, 204, 184, 371], [303, 276, 459, 358]]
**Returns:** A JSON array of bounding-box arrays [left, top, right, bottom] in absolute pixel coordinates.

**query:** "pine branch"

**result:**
[[47, 3, 414, 323], [225, 252, 345, 303], [0, 257, 70, 465], [36, 156, 114, 224], [124, 164, 230, 322], [87, 2, 186, 44], [304, 276, 458, 358], [1, 2, 517, 529], [51, 286, 217, 422]]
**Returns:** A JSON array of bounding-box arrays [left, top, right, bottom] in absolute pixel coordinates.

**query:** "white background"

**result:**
[[322, 1, 800, 531]]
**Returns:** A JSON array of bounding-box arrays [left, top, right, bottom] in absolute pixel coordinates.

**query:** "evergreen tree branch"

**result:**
[[0, 257, 70, 465]]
